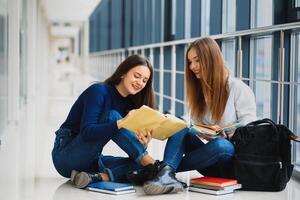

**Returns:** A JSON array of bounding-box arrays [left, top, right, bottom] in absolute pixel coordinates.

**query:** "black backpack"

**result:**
[[230, 118, 299, 191]]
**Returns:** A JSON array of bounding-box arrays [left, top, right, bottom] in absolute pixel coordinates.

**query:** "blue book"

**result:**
[[86, 182, 136, 195]]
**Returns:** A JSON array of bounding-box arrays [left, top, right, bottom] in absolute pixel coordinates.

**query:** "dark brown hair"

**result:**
[[105, 54, 156, 109], [185, 37, 229, 123]]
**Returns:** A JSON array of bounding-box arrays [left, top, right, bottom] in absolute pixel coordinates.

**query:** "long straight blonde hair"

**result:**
[[185, 37, 229, 124]]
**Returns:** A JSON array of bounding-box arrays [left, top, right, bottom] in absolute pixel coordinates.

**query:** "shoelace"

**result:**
[[89, 173, 103, 183]]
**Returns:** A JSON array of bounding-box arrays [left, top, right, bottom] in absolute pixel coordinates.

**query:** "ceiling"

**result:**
[[41, 0, 101, 37], [41, 0, 101, 23]]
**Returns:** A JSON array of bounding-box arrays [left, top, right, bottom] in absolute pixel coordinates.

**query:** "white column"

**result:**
[[7, 0, 20, 123]]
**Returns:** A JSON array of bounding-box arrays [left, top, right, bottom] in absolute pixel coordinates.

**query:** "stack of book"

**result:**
[[86, 181, 136, 195], [189, 176, 242, 195]]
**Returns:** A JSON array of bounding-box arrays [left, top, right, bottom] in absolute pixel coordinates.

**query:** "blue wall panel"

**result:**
[[176, 73, 184, 100], [111, 0, 123, 49], [175, 0, 185, 40], [210, 0, 222, 35], [163, 72, 171, 96], [191, 0, 201, 37], [236, 0, 250, 31], [176, 45, 185, 71], [154, 0, 162, 43], [124, 0, 132, 48], [175, 102, 184, 117]]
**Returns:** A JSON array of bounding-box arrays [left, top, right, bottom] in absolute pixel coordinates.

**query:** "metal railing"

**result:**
[[88, 21, 300, 167], [89, 21, 300, 116]]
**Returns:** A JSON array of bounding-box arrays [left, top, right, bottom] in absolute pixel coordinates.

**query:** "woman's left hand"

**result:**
[[136, 129, 153, 148]]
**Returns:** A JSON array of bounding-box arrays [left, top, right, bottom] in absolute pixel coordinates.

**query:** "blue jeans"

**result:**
[[52, 110, 147, 182], [163, 128, 235, 176]]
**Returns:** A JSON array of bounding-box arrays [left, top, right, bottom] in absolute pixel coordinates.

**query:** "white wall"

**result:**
[[0, 0, 51, 194]]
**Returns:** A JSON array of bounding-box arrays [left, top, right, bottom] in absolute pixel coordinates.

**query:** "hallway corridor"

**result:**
[[2, 62, 300, 200]]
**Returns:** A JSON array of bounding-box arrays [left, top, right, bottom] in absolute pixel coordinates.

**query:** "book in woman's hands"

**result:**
[[118, 105, 188, 140], [118, 105, 240, 141], [191, 123, 241, 140]]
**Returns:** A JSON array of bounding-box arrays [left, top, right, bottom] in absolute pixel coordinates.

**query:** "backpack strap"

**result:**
[[247, 118, 277, 128], [246, 118, 278, 136], [290, 134, 300, 142]]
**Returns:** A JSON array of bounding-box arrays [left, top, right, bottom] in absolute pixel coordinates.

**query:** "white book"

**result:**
[[189, 186, 234, 195], [190, 183, 242, 191]]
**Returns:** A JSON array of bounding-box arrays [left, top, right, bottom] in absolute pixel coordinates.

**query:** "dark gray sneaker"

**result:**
[[71, 170, 103, 189], [143, 165, 184, 195], [70, 170, 79, 184]]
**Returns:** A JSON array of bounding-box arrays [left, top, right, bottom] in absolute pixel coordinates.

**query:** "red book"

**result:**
[[191, 176, 238, 187]]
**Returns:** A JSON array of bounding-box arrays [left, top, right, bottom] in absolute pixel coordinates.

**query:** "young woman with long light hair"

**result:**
[[142, 37, 257, 195]]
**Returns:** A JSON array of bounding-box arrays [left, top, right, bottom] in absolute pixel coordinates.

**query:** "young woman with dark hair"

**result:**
[[52, 55, 159, 188]]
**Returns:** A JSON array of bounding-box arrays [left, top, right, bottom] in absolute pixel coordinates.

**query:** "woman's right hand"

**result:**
[[117, 109, 136, 129], [136, 129, 153, 148]]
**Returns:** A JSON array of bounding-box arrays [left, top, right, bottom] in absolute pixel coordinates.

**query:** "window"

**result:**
[[251, 36, 273, 118], [222, 39, 236, 76], [251, 0, 273, 28], [201, 0, 210, 36], [296, 0, 300, 7], [20, 0, 28, 105], [291, 32, 300, 167], [222, 0, 236, 33], [0, 0, 7, 134], [221, 0, 237, 74]]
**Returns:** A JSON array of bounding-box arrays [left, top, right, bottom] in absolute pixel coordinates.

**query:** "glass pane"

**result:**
[[222, 0, 236, 33], [295, 33, 300, 166], [222, 39, 236, 76], [201, 0, 210, 36], [253, 36, 272, 80], [254, 81, 271, 118], [296, 0, 300, 7], [296, 85, 300, 166], [252, 0, 273, 28], [20, 0, 28, 105], [0, 0, 7, 133]]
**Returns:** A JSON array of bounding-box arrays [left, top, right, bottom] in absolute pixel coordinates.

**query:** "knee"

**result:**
[[213, 138, 235, 157], [104, 110, 122, 122], [169, 127, 189, 140]]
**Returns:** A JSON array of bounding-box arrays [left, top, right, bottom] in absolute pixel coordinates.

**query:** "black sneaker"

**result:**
[[127, 160, 161, 185], [71, 170, 103, 189]]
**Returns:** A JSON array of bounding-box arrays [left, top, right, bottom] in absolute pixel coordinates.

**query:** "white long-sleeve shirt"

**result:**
[[194, 77, 257, 127]]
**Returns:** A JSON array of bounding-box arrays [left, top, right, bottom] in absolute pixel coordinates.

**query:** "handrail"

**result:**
[[89, 48, 125, 57], [127, 21, 300, 51], [89, 21, 300, 55]]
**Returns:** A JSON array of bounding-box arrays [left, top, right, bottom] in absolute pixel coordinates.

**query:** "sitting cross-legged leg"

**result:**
[[143, 128, 189, 195], [53, 110, 157, 188], [143, 130, 235, 195]]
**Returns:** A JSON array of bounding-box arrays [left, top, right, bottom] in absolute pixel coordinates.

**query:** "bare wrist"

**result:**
[[116, 119, 121, 129]]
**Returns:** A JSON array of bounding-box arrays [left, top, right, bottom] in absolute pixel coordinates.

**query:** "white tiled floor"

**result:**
[[17, 176, 300, 200], [3, 62, 300, 200], [40, 62, 300, 200]]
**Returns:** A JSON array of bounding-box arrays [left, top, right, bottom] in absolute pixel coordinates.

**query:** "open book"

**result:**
[[119, 105, 187, 140], [119, 105, 241, 141], [191, 123, 241, 140]]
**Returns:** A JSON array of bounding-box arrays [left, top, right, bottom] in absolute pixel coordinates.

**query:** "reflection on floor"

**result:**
[[2, 63, 299, 200], [31, 176, 300, 200], [44, 61, 300, 200]]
